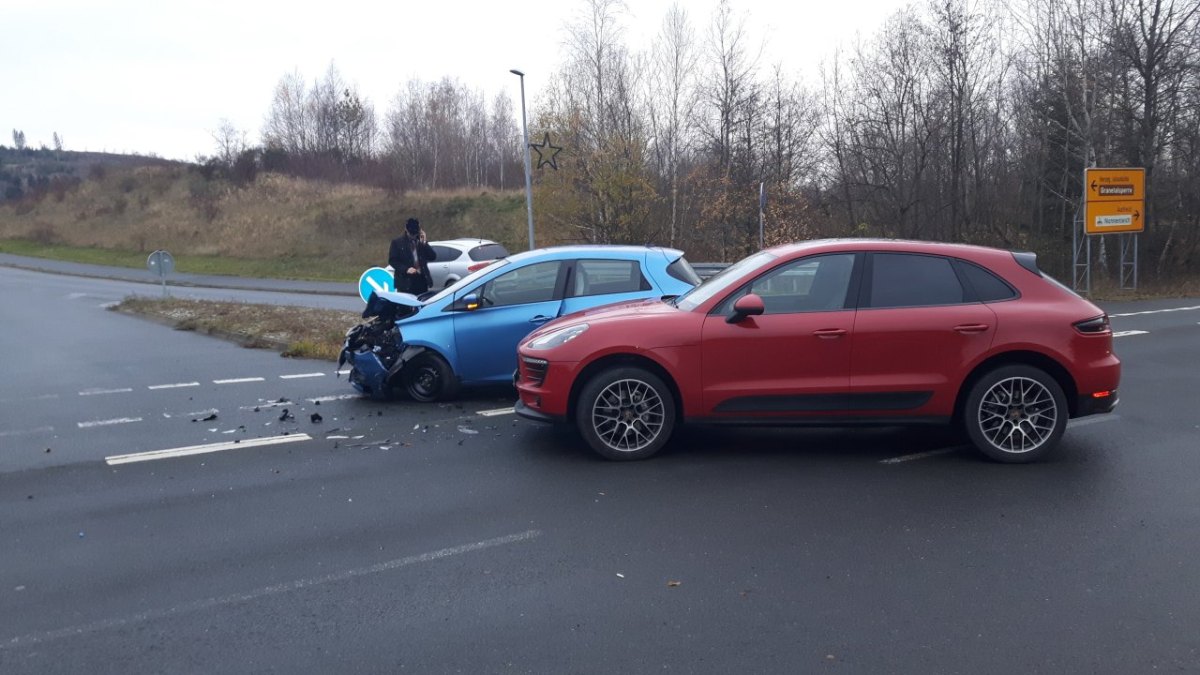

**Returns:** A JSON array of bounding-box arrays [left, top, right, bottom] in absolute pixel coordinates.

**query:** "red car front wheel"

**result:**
[[576, 366, 677, 461]]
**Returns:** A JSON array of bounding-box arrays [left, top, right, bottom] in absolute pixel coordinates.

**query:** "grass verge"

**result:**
[[0, 239, 363, 282], [113, 297, 359, 361]]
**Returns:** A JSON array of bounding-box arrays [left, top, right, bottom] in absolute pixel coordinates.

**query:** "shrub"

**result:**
[[118, 175, 137, 193], [88, 163, 107, 181]]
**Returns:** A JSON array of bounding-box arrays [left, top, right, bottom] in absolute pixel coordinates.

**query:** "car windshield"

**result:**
[[424, 259, 512, 304], [672, 251, 777, 311]]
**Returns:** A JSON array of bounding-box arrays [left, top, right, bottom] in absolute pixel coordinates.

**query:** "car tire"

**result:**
[[402, 352, 461, 402], [575, 366, 676, 461], [963, 364, 1068, 463]]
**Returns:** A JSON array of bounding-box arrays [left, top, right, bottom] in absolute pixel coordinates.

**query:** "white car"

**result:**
[[387, 238, 510, 290]]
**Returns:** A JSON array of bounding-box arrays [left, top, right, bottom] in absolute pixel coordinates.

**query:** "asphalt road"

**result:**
[[1, 258, 1199, 673]]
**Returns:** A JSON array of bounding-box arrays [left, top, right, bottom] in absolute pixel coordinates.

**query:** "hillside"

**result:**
[[0, 156, 528, 281]]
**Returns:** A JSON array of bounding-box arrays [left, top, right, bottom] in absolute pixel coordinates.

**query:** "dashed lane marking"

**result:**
[[0, 393, 59, 404], [1112, 330, 1149, 337], [307, 394, 360, 403], [280, 373, 325, 380], [104, 433, 313, 465], [78, 387, 133, 396], [78, 417, 143, 429], [1110, 304, 1200, 317], [0, 426, 54, 438], [879, 448, 960, 464], [478, 407, 516, 417], [1067, 414, 1120, 428], [0, 529, 541, 650], [336, 369, 350, 376], [881, 415, 1122, 463], [213, 377, 266, 385], [148, 382, 201, 390]]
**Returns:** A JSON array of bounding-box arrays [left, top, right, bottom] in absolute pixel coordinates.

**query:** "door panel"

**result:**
[[849, 253, 997, 417], [453, 261, 564, 383], [700, 254, 859, 416]]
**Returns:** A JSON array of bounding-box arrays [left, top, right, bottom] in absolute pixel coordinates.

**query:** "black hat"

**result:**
[[405, 218, 420, 233]]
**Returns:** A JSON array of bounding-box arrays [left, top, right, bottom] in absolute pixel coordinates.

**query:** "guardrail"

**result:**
[[692, 262, 731, 280]]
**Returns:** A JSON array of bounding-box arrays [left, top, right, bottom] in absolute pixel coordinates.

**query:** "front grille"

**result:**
[[520, 356, 549, 386]]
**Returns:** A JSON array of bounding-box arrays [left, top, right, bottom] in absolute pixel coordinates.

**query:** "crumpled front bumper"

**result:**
[[344, 349, 390, 398]]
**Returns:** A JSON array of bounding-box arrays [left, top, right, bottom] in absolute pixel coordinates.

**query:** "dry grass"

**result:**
[[114, 297, 359, 361], [0, 165, 527, 274]]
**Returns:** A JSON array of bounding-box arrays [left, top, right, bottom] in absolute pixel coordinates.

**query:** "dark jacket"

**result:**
[[388, 233, 437, 294]]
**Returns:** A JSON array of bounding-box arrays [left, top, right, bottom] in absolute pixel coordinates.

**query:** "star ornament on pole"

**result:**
[[530, 132, 562, 170]]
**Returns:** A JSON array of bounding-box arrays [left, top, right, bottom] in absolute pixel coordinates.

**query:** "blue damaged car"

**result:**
[[340, 245, 701, 401]]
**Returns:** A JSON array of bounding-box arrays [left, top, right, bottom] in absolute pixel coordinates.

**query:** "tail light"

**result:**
[[1073, 315, 1111, 334], [467, 261, 495, 272]]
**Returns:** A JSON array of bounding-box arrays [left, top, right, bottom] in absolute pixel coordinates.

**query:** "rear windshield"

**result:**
[[666, 257, 703, 286], [469, 243, 509, 261]]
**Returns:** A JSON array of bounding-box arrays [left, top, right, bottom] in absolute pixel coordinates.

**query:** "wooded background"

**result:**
[[6, 0, 1199, 281]]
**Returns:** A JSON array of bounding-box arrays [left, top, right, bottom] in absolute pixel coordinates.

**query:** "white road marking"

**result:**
[[99, 301, 120, 309], [1110, 304, 1200, 317], [239, 401, 294, 410], [0, 393, 59, 404], [78, 387, 133, 396], [1068, 414, 1120, 428], [879, 448, 960, 464], [104, 433, 313, 465], [881, 415, 1120, 464], [213, 377, 266, 385], [0, 529, 541, 650], [0, 426, 55, 438], [306, 394, 360, 404], [148, 382, 201, 390], [280, 372, 325, 380], [1112, 330, 1149, 337], [336, 369, 351, 375], [77, 417, 143, 429], [478, 407, 516, 417]]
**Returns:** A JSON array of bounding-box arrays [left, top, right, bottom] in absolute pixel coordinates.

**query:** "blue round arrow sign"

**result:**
[[357, 267, 394, 303]]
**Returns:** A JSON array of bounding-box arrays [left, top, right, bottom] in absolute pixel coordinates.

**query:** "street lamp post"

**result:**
[[510, 69, 536, 250]]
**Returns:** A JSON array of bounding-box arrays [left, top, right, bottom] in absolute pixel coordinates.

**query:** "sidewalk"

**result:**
[[0, 252, 357, 297]]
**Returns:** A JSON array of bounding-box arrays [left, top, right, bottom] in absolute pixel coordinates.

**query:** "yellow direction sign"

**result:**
[[1085, 201, 1143, 234], [1084, 167, 1145, 234], [1086, 167, 1144, 202]]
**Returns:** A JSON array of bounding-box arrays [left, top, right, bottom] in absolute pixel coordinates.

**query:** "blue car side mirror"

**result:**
[[462, 293, 481, 311]]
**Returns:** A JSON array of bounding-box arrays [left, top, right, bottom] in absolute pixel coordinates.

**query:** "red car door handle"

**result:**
[[954, 323, 990, 334], [812, 328, 847, 338]]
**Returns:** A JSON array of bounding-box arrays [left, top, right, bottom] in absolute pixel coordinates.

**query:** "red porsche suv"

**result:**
[[514, 239, 1119, 463]]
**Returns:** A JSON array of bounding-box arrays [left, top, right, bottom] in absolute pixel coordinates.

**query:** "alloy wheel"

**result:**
[[590, 378, 666, 453], [977, 376, 1058, 454]]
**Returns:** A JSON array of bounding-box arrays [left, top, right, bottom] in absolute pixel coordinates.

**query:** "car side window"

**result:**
[[721, 254, 856, 315], [954, 260, 1017, 302], [868, 253, 965, 308], [570, 259, 650, 298], [430, 245, 459, 262], [478, 261, 562, 308]]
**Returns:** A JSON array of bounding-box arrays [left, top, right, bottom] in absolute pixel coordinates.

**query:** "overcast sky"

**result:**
[[2, 0, 909, 161]]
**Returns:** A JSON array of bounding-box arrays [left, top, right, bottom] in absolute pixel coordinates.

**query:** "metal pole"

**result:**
[[511, 69, 535, 250], [758, 182, 765, 250]]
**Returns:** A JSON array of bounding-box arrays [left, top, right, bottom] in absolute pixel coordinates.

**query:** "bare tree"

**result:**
[[212, 118, 247, 167], [648, 3, 697, 246]]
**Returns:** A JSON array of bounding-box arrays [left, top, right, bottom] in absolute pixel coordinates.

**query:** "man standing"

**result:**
[[389, 218, 436, 296]]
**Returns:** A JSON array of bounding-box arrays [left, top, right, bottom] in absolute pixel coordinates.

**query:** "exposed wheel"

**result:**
[[402, 352, 460, 402], [964, 364, 1067, 463], [575, 366, 676, 461]]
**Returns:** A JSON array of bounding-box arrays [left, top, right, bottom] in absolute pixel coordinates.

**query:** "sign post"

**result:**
[[146, 250, 174, 298], [1077, 167, 1145, 293]]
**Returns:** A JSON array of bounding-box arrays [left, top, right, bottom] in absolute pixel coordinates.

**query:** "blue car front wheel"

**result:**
[[402, 352, 461, 402]]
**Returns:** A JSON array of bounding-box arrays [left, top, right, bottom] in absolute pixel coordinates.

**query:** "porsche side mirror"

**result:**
[[727, 293, 765, 324]]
